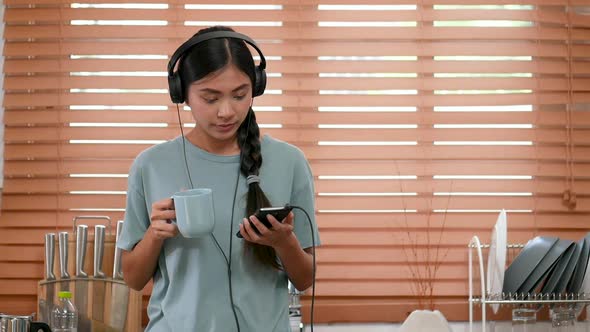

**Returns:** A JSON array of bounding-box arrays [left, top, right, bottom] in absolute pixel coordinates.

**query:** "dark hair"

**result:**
[[179, 26, 279, 269]]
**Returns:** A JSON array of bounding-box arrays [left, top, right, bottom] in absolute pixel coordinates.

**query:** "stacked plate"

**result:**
[[581, 234, 590, 292], [538, 239, 576, 295], [485, 208, 590, 318], [486, 210, 507, 314], [502, 236, 560, 295], [499, 232, 590, 302], [569, 236, 590, 294]]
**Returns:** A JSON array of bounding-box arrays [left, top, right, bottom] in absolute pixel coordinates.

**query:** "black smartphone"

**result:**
[[236, 205, 293, 238]]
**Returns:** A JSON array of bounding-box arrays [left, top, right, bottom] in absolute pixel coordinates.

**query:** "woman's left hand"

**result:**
[[239, 211, 295, 248]]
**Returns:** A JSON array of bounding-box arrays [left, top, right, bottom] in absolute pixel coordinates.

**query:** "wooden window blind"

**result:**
[[1, 5, 5, 199], [2, 0, 590, 324]]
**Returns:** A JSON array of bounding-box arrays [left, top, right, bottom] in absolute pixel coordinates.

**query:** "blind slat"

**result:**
[[318, 229, 582, 247], [310, 160, 590, 177], [7, 59, 584, 75], [4, 25, 575, 42], [1, 194, 587, 212], [3, 178, 128, 193], [5, 178, 590, 196], [5, 76, 582, 92], [316, 196, 589, 212], [5, 144, 588, 161], [3, 41, 570, 57], [5, 93, 588, 108], [317, 213, 590, 230], [6, 110, 590, 127], [5, 160, 589, 177], [4, 127, 586, 145], [0, 211, 125, 228], [315, 179, 590, 195], [3, 8, 576, 23], [4, 160, 131, 174]]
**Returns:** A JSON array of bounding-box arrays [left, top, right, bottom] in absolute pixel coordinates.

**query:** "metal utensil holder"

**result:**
[[468, 236, 590, 332]]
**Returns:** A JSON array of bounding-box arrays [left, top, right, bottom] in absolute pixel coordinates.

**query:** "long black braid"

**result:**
[[237, 108, 280, 269]]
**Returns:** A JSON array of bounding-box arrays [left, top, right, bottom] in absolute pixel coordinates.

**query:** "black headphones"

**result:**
[[167, 31, 267, 104]]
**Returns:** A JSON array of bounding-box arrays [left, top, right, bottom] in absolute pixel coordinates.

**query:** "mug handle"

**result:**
[[167, 197, 176, 224], [30, 322, 52, 332]]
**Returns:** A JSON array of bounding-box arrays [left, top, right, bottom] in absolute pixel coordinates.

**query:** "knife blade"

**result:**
[[75, 224, 91, 332], [58, 231, 71, 291], [92, 225, 107, 323], [109, 220, 129, 330], [41, 233, 56, 323]]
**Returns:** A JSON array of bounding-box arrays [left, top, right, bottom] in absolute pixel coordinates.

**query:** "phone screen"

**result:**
[[236, 206, 293, 238]]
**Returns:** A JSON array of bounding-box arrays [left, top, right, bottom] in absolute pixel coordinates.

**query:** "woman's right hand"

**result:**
[[121, 197, 178, 291], [148, 197, 179, 241]]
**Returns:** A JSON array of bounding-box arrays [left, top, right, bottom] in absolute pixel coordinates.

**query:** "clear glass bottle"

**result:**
[[51, 291, 78, 332]]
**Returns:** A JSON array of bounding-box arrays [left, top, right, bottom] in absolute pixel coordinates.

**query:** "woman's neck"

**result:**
[[185, 129, 240, 156]]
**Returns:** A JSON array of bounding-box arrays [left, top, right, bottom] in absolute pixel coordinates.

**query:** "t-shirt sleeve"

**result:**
[[290, 150, 321, 250], [117, 157, 151, 251]]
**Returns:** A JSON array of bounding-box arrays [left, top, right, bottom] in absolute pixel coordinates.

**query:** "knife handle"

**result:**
[[58, 231, 70, 279], [73, 215, 112, 236], [93, 225, 106, 278], [113, 220, 124, 280], [45, 233, 56, 281], [76, 225, 88, 278]]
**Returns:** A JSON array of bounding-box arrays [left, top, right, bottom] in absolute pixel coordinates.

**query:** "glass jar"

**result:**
[[512, 307, 537, 332], [550, 306, 575, 332]]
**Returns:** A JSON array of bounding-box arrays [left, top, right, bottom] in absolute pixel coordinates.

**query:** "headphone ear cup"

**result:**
[[253, 66, 267, 97], [168, 73, 184, 104]]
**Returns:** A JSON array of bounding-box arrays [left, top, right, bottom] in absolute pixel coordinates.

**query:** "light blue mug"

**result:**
[[172, 188, 215, 238]]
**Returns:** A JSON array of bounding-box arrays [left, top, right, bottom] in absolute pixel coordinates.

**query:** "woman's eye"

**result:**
[[234, 95, 246, 100], [203, 98, 217, 104]]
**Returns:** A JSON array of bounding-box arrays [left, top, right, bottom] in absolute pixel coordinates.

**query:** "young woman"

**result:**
[[117, 26, 320, 331]]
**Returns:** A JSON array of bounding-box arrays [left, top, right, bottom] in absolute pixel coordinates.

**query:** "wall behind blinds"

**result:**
[[2, 0, 590, 324]]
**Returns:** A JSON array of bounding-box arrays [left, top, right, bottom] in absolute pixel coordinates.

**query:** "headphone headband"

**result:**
[[167, 30, 267, 103], [167, 31, 266, 77]]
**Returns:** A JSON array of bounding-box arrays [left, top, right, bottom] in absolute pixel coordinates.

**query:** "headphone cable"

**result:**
[[176, 104, 194, 189], [287, 205, 316, 332], [176, 104, 242, 332], [176, 107, 315, 332]]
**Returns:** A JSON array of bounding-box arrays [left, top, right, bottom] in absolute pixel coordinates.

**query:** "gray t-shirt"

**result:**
[[117, 135, 320, 332]]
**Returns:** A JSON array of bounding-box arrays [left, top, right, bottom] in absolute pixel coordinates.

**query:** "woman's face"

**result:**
[[185, 64, 253, 149]]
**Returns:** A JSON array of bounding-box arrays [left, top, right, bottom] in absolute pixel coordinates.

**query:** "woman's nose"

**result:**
[[217, 100, 233, 118]]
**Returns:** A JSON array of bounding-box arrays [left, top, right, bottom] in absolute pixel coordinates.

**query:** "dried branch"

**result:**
[[394, 161, 452, 310]]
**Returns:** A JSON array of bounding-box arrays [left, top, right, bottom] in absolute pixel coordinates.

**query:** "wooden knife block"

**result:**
[[41, 228, 142, 331], [37, 279, 142, 332]]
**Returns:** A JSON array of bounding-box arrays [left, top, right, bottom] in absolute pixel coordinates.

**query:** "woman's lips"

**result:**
[[216, 123, 235, 132]]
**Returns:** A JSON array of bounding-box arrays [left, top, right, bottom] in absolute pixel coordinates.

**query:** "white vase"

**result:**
[[399, 309, 453, 332]]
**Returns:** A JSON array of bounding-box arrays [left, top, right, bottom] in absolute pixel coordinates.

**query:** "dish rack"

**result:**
[[468, 235, 590, 332]]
